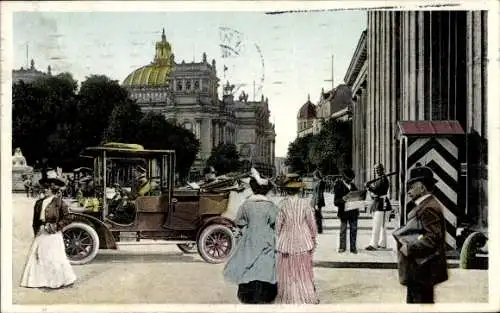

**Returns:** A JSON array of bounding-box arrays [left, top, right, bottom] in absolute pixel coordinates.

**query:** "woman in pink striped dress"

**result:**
[[275, 180, 319, 304]]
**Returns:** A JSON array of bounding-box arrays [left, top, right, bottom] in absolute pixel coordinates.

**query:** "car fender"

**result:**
[[68, 212, 117, 249], [197, 216, 236, 241]]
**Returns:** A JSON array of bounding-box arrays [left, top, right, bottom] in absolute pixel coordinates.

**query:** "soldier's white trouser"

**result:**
[[369, 211, 388, 248]]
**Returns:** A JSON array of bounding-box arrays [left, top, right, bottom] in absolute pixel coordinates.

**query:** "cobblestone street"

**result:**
[[10, 193, 488, 305]]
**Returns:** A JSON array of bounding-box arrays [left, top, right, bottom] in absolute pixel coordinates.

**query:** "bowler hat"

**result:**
[[39, 169, 66, 187], [407, 165, 438, 187], [343, 168, 355, 181]]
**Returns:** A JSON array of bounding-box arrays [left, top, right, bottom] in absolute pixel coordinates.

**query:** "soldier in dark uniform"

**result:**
[[333, 169, 358, 253]]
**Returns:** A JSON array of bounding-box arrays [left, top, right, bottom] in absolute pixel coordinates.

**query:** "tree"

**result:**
[[135, 112, 200, 180], [285, 119, 352, 175], [12, 73, 81, 169], [12, 73, 142, 170], [206, 143, 242, 175], [285, 134, 315, 174], [12, 72, 200, 176], [77, 75, 130, 147], [103, 99, 144, 143]]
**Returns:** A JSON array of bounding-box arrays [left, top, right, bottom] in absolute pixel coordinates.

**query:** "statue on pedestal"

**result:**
[[12, 148, 34, 193]]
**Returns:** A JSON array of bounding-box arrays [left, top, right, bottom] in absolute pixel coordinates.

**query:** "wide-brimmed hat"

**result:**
[[283, 181, 305, 189], [39, 169, 66, 187], [343, 168, 355, 181], [407, 165, 438, 187]]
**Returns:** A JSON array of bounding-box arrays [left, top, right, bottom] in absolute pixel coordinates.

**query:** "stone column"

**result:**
[[383, 12, 390, 181], [200, 118, 212, 159], [367, 12, 374, 177], [195, 119, 201, 140], [391, 12, 399, 198], [220, 124, 225, 145], [472, 11, 483, 134], [417, 11, 425, 119], [352, 90, 360, 185]]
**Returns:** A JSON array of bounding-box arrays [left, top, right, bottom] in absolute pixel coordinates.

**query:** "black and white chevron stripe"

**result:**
[[406, 137, 460, 249]]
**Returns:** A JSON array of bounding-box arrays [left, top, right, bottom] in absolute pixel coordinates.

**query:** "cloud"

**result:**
[[16, 14, 73, 73]]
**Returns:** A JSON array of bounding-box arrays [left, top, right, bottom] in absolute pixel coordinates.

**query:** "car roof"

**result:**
[[73, 167, 92, 172], [81, 146, 176, 158]]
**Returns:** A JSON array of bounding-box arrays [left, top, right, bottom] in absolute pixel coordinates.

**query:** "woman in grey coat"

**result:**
[[223, 169, 278, 304]]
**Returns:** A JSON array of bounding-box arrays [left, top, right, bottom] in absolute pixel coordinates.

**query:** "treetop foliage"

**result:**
[[285, 119, 352, 175]]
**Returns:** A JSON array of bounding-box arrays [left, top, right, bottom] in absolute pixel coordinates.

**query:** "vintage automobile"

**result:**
[[62, 143, 243, 265]]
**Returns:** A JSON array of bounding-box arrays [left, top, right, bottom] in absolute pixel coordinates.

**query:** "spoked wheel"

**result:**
[[197, 224, 235, 264], [177, 243, 197, 254], [62, 222, 99, 265]]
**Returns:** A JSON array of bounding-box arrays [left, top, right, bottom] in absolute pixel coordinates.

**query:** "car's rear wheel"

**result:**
[[63, 222, 99, 265], [197, 224, 235, 264], [177, 243, 197, 254]]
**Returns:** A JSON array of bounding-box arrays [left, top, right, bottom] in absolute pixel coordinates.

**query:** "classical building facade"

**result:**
[[227, 89, 276, 175], [345, 11, 488, 226], [12, 59, 52, 84], [122, 29, 275, 174]]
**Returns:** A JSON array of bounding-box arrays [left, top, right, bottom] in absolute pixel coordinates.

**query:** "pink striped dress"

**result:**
[[275, 195, 319, 304]]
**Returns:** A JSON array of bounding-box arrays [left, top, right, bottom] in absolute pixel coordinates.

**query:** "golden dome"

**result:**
[[123, 28, 174, 87]]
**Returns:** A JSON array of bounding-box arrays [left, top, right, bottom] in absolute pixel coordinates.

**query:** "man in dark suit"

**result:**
[[311, 170, 326, 234], [333, 169, 358, 253], [395, 165, 448, 303]]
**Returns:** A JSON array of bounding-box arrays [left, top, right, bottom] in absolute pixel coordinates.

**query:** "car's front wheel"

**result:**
[[62, 222, 100, 265], [197, 224, 235, 264]]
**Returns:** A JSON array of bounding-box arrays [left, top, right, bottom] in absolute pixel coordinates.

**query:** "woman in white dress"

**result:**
[[20, 169, 77, 289]]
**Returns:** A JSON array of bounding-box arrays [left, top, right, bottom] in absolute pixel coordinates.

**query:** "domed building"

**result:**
[[297, 94, 316, 137], [122, 28, 276, 176], [297, 85, 354, 138]]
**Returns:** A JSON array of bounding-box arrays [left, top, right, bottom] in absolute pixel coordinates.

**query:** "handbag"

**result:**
[[392, 214, 439, 265]]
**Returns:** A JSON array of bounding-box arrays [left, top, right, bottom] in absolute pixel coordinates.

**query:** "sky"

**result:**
[[13, 10, 367, 157]]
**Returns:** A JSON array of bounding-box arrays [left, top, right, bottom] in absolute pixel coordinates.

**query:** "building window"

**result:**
[[186, 80, 192, 91], [202, 79, 209, 92], [177, 81, 183, 91], [194, 81, 200, 90]]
